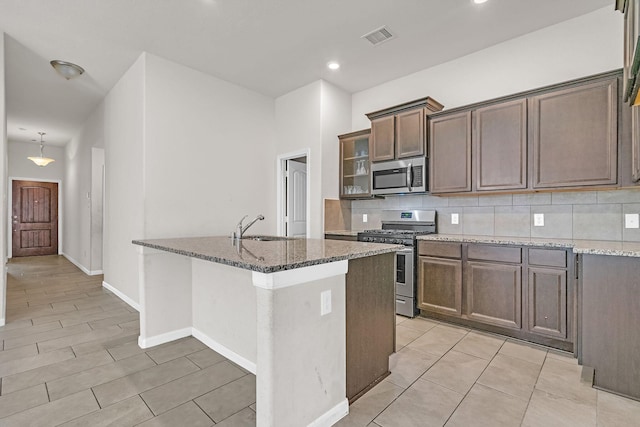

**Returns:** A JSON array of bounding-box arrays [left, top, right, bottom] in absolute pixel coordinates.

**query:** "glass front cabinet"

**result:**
[[339, 129, 371, 198]]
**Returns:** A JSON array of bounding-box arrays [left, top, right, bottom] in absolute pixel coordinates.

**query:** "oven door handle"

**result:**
[[406, 162, 412, 192]]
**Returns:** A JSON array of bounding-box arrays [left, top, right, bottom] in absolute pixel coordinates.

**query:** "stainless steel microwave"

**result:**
[[371, 157, 427, 195]]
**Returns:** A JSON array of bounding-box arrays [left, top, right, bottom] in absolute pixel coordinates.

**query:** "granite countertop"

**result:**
[[133, 236, 403, 273], [417, 234, 640, 258], [324, 230, 359, 237]]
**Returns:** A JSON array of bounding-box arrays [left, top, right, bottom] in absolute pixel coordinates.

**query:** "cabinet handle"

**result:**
[[406, 162, 413, 192], [396, 299, 406, 304]]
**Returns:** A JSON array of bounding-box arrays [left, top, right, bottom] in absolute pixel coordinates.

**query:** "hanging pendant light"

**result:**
[[28, 132, 55, 167]]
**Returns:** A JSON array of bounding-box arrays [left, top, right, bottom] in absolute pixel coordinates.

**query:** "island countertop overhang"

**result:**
[[132, 236, 403, 273]]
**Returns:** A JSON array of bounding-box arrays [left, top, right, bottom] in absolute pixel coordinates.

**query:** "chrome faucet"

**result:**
[[233, 214, 265, 240]]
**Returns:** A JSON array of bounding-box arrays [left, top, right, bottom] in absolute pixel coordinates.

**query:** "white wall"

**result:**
[[90, 147, 104, 272], [61, 101, 105, 275], [143, 54, 277, 238], [352, 7, 623, 129], [8, 142, 65, 181], [0, 33, 7, 324], [103, 55, 146, 306], [275, 80, 351, 237]]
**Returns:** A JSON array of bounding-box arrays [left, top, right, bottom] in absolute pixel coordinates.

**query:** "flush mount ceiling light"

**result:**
[[473, 0, 488, 3], [28, 132, 55, 167], [50, 60, 85, 80], [327, 61, 340, 70]]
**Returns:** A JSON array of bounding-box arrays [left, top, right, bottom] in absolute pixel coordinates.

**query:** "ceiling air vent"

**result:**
[[361, 26, 395, 46]]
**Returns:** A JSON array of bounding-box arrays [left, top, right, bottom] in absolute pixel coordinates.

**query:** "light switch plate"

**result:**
[[451, 213, 459, 225], [534, 213, 544, 227], [321, 290, 332, 316], [363, 214, 368, 223], [625, 213, 639, 229]]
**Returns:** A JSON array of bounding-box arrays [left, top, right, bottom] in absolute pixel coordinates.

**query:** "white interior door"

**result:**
[[286, 160, 307, 237]]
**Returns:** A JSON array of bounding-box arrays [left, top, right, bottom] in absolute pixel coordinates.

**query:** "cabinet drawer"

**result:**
[[418, 241, 462, 258], [467, 244, 521, 263], [528, 248, 567, 268]]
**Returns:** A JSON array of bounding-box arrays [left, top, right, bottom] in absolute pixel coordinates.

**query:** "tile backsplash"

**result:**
[[349, 188, 640, 242]]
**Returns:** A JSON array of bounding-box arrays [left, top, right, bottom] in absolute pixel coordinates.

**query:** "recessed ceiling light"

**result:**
[[474, 0, 488, 4], [327, 62, 340, 70]]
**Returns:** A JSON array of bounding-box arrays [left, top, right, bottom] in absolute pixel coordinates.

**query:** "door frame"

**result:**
[[8, 177, 63, 259], [277, 149, 311, 237]]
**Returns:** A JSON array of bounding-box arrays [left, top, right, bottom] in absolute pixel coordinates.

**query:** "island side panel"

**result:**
[[254, 263, 348, 427], [137, 247, 193, 348], [191, 258, 258, 373], [346, 252, 395, 402]]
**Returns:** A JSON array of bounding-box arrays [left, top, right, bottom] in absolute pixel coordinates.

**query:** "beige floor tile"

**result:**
[[452, 330, 505, 360], [0, 384, 49, 419], [400, 317, 439, 333], [72, 330, 140, 356], [92, 356, 201, 407], [0, 343, 38, 364], [395, 315, 407, 325], [395, 325, 424, 351], [106, 340, 147, 361], [535, 357, 597, 405], [477, 353, 541, 400], [2, 349, 114, 394], [0, 321, 61, 341], [195, 374, 256, 422], [187, 348, 227, 369], [60, 307, 130, 327], [596, 390, 640, 427], [140, 360, 246, 415], [0, 319, 34, 333], [0, 389, 100, 427], [498, 339, 547, 366], [145, 337, 207, 364], [546, 349, 579, 365], [522, 389, 596, 427], [58, 395, 154, 426], [335, 381, 404, 427], [3, 323, 92, 350], [374, 378, 463, 427], [408, 325, 467, 357], [215, 407, 256, 426], [385, 346, 440, 389], [46, 353, 156, 401], [30, 306, 103, 326], [422, 350, 489, 394], [136, 401, 214, 427], [37, 324, 126, 353], [0, 347, 76, 377], [445, 384, 528, 427]]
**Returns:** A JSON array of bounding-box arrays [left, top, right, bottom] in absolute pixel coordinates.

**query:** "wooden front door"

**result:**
[[12, 180, 59, 257]]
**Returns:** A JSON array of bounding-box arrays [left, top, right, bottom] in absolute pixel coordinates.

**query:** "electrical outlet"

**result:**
[[451, 213, 459, 225], [321, 290, 332, 316], [625, 213, 640, 229], [534, 213, 545, 227], [363, 214, 368, 223]]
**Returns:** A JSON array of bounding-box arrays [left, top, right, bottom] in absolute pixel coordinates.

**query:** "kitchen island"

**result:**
[[132, 236, 401, 426]]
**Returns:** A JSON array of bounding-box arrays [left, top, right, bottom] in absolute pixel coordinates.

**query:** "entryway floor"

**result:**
[[1, 256, 639, 426]]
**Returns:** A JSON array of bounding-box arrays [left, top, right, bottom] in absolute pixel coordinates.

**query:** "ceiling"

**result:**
[[0, 0, 613, 147]]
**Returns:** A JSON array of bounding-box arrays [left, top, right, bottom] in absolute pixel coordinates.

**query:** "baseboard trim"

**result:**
[[192, 327, 257, 374], [307, 398, 349, 427], [0, 318, 5, 327], [138, 327, 192, 349], [61, 253, 103, 276], [102, 281, 140, 312]]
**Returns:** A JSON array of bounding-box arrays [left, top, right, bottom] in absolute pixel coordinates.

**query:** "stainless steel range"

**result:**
[[357, 210, 437, 317]]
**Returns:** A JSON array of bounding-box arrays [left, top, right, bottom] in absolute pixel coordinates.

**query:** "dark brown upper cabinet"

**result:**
[[618, 0, 640, 104], [474, 99, 527, 191], [530, 77, 618, 189], [338, 129, 372, 199], [367, 97, 444, 162], [429, 111, 472, 194]]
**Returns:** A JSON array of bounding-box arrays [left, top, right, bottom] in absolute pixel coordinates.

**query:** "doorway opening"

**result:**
[[9, 179, 61, 257], [277, 150, 310, 237]]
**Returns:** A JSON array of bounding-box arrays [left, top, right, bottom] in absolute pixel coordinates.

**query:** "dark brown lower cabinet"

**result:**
[[580, 254, 640, 400], [417, 241, 573, 351], [345, 253, 395, 403], [417, 256, 462, 316], [466, 261, 522, 329]]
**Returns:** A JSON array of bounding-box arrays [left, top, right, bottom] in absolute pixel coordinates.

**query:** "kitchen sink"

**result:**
[[241, 235, 297, 241]]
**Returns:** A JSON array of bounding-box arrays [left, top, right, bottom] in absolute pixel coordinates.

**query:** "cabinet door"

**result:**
[[474, 99, 527, 191], [466, 261, 522, 329], [418, 256, 462, 316], [527, 267, 567, 339], [339, 132, 371, 198], [429, 111, 472, 194], [371, 116, 395, 162], [530, 78, 618, 188], [633, 106, 640, 182], [396, 108, 425, 158]]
